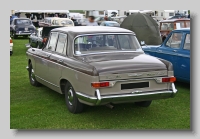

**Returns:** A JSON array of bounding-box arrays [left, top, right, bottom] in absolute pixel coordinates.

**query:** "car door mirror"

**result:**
[[141, 41, 146, 46]]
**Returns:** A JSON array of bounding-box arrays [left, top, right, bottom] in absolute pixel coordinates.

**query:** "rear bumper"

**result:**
[[76, 83, 177, 105]]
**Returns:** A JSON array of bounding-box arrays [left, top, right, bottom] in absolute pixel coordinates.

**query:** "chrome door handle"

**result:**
[[173, 50, 177, 52], [158, 50, 162, 52], [46, 54, 50, 57], [57, 59, 63, 63]]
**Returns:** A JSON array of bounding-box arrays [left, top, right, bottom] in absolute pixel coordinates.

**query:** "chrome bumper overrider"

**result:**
[[76, 83, 178, 105]]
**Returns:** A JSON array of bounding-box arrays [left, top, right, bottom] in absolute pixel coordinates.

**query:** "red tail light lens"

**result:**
[[162, 77, 176, 83], [91, 82, 110, 88], [10, 39, 13, 43]]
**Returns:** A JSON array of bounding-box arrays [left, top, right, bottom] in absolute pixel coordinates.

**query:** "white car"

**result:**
[[10, 37, 13, 55]]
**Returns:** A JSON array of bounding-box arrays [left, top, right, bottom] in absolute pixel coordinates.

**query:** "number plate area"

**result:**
[[121, 82, 149, 90], [99, 79, 168, 96]]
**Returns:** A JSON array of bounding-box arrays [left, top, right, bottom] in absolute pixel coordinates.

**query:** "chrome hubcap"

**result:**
[[68, 88, 74, 106], [31, 69, 35, 82]]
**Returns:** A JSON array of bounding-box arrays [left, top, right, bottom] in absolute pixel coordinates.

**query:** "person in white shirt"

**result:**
[[86, 16, 98, 26]]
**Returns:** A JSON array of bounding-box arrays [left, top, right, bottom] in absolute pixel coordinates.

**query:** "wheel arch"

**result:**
[[28, 59, 31, 65], [60, 79, 70, 94]]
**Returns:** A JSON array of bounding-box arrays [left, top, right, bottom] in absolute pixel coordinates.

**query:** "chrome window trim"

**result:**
[[54, 32, 68, 55], [45, 32, 59, 51], [72, 33, 143, 56]]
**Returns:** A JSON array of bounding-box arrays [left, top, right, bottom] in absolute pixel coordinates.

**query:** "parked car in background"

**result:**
[[168, 13, 187, 19], [39, 17, 60, 27], [51, 18, 74, 27], [10, 37, 13, 56], [26, 26, 177, 114], [100, 21, 120, 27], [142, 28, 190, 83], [10, 18, 36, 39], [111, 16, 127, 24], [27, 26, 62, 49], [76, 18, 87, 26], [95, 16, 106, 25], [159, 18, 190, 41]]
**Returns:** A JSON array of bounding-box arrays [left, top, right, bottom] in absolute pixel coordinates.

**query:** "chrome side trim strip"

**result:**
[[35, 75, 60, 88]]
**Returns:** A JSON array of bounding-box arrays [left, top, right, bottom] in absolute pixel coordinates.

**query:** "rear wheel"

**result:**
[[28, 63, 41, 87], [135, 100, 152, 107], [64, 82, 84, 114]]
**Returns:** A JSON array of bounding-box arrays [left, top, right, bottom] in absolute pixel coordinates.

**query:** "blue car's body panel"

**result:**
[[142, 28, 190, 83]]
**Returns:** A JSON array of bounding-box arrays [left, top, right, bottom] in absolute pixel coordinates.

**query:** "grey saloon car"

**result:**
[[26, 26, 177, 114]]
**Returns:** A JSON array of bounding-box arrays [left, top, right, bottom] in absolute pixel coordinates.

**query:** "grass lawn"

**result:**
[[10, 38, 190, 129]]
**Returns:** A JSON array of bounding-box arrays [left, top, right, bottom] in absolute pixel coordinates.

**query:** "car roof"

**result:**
[[52, 26, 134, 38], [174, 28, 190, 31], [52, 26, 133, 33], [160, 18, 190, 23]]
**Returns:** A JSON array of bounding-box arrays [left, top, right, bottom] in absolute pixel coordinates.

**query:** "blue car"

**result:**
[[142, 28, 190, 83], [100, 21, 120, 27]]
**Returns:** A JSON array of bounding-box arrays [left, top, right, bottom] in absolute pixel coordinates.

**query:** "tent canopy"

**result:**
[[120, 12, 162, 45]]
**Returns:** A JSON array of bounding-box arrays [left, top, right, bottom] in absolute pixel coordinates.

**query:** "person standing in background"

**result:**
[[104, 14, 108, 21], [86, 16, 98, 26]]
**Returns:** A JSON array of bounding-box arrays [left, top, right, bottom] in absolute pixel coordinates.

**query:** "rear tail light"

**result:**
[[162, 77, 176, 83], [10, 39, 13, 43], [91, 82, 110, 88]]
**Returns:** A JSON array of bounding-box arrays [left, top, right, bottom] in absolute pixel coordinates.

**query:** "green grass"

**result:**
[[10, 38, 190, 129]]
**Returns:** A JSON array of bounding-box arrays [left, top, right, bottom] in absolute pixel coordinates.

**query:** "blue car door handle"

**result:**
[[173, 50, 177, 52], [158, 50, 162, 52]]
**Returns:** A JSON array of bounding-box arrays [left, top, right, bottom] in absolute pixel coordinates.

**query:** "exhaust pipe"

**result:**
[[105, 103, 114, 109]]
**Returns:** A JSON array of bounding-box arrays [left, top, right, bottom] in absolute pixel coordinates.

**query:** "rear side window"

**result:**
[[55, 33, 67, 54], [47, 32, 58, 51], [166, 32, 183, 49], [183, 34, 190, 50]]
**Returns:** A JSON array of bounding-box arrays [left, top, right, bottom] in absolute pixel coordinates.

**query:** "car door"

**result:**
[[48, 33, 68, 87], [34, 32, 58, 82], [175, 33, 190, 82], [30, 30, 38, 47], [155, 32, 184, 77]]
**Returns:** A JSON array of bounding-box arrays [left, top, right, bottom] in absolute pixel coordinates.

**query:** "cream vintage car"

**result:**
[[51, 18, 74, 27], [26, 26, 177, 114]]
